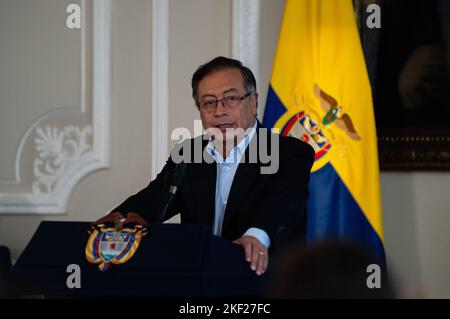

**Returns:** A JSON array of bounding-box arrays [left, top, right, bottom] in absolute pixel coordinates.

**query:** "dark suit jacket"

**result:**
[[113, 124, 315, 250]]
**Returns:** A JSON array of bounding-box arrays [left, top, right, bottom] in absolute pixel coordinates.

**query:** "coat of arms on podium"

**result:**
[[85, 221, 145, 271]]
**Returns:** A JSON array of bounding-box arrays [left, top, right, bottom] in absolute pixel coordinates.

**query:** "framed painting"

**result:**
[[356, 0, 450, 170]]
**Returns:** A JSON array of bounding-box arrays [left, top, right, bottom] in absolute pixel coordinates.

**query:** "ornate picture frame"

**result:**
[[356, 0, 450, 171]]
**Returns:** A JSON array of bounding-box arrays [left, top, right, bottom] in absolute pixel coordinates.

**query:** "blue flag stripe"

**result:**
[[307, 162, 386, 265], [262, 85, 286, 129]]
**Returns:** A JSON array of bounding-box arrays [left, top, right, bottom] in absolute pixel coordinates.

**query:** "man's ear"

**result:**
[[252, 92, 259, 112]]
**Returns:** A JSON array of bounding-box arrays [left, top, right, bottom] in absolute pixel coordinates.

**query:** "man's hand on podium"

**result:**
[[233, 236, 268, 276], [89, 211, 149, 235]]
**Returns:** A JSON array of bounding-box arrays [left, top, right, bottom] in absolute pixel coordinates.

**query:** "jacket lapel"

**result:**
[[190, 143, 216, 227], [221, 161, 260, 234], [221, 123, 263, 234]]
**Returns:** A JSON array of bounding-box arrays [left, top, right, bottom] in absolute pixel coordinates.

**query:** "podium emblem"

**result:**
[[85, 223, 145, 271]]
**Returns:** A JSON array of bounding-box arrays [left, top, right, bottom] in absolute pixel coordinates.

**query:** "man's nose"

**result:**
[[214, 100, 228, 116]]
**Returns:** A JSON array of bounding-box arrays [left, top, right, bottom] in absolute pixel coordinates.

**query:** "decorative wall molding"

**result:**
[[32, 125, 93, 194], [151, 0, 169, 179], [0, 0, 112, 214], [232, 0, 261, 104], [1, 0, 90, 186]]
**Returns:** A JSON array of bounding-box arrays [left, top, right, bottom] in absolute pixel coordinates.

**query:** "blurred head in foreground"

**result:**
[[268, 241, 395, 299]]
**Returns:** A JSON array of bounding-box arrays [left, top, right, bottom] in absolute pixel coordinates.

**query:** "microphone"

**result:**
[[159, 161, 187, 222]]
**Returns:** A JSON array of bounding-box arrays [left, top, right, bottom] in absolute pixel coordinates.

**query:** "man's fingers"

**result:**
[[263, 251, 269, 272], [251, 243, 260, 271], [142, 227, 149, 236], [233, 236, 269, 275], [257, 250, 268, 276], [89, 212, 150, 236], [256, 254, 264, 275], [87, 223, 100, 234], [244, 242, 252, 263], [93, 211, 124, 226], [125, 212, 149, 226]]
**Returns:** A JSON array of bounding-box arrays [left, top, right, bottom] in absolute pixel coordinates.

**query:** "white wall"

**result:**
[[381, 172, 450, 298], [0, 0, 153, 260]]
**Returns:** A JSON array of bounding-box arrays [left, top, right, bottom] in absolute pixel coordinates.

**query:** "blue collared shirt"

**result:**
[[205, 120, 271, 248]]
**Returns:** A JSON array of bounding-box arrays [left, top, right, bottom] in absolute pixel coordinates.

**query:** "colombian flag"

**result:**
[[263, 0, 385, 264]]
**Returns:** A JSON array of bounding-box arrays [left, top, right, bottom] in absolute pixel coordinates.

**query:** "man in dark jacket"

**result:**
[[95, 57, 314, 276]]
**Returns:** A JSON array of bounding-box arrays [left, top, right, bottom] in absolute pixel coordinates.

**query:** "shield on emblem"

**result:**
[[281, 111, 331, 161], [99, 231, 130, 262], [86, 225, 145, 271]]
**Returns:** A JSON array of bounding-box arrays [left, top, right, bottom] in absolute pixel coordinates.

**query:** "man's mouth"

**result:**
[[215, 123, 235, 129]]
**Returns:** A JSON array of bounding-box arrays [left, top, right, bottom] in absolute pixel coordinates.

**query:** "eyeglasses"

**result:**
[[198, 93, 251, 113]]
